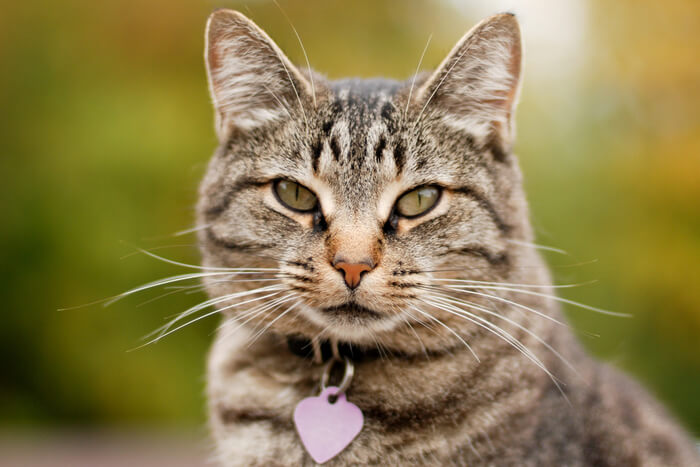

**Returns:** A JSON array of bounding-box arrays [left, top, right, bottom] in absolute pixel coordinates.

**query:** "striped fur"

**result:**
[[199, 10, 700, 466]]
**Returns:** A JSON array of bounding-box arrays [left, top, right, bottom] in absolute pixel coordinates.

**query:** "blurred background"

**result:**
[[1, 0, 698, 463]]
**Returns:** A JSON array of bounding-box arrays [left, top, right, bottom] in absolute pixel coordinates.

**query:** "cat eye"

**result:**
[[395, 186, 441, 218], [273, 180, 318, 212]]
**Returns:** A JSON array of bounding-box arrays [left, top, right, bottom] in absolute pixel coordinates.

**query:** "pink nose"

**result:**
[[333, 261, 373, 289]]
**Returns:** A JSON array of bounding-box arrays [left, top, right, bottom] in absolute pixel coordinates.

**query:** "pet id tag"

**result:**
[[293, 358, 364, 464]]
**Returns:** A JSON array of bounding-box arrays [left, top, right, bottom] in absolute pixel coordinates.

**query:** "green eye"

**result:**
[[396, 186, 441, 218], [274, 180, 318, 212]]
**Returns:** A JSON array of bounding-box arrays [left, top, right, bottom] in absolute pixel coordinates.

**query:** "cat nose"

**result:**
[[333, 258, 374, 290]]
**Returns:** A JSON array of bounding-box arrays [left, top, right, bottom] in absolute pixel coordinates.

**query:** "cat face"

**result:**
[[198, 10, 527, 349]]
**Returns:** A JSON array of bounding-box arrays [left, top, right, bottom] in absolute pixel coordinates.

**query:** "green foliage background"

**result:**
[[1, 0, 698, 435]]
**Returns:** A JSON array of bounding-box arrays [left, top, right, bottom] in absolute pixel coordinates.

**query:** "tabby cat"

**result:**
[[198, 9, 700, 465]]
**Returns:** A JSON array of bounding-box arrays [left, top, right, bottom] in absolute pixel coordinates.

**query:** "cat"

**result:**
[[197, 9, 700, 466]]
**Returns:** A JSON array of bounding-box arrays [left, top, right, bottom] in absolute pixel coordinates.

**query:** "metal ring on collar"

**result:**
[[320, 356, 354, 395]]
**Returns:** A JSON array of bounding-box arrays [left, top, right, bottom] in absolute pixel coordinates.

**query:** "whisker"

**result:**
[[220, 294, 299, 343], [442, 285, 630, 318], [402, 307, 437, 334], [272, 0, 316, 107], [425, 292, 579, 377], [135, 285, 205, 308], [409, 306, 480, 362], [375, 330, 392, 361], [431, 278, 595, 289], [395, 305, 429, 359], [429, 302, 566, 397], [126, 246, 281, 272], [413, 31, 478, 127], [404, 317, 429, 358], [506, 239, 569, 255], [103, 271, 274, 307], [243, 295, 294, 337], [421, 284, 567, 327], [165, 276, 283, 298], [367, 329, 389, 362], [247, 299, 301, 346], [262, 82, 293, 119], [140, 290, 286, 346], [159, 296, 275, 346], [119, 244, 197, 259], [403, 33, 433, 122], [400, 306, 442, 351], [165, 284, 209, 291], [58, 271, 238, 310], [151, 285, 285, 337], [412, 260, 599, 274], [419, 298, 567, 400], [267, 30, 309, 133], [157, 278, 283, 317], [172, 224, 212, 237]]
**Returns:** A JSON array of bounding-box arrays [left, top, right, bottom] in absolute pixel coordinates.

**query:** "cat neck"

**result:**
[[285, 334, 382, 363]]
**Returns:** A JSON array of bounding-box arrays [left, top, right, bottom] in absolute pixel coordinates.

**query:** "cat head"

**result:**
[[198, 9, 533, 352]]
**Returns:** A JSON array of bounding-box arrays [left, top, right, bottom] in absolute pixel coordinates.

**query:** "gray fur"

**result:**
[[199, 10, 700, 466]]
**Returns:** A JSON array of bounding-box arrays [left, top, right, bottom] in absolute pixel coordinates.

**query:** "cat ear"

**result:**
[[415, 13, 522, 153], [205, 9, 313, 140]]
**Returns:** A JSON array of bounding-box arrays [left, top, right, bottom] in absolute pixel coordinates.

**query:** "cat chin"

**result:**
[[297, 303, 404, 342]]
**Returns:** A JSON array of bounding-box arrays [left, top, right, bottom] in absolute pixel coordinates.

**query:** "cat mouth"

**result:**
[[321, 303, 384, 320]]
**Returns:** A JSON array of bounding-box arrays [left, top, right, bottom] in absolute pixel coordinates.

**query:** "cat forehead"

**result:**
[[308, 79, 409, 204], [324, 78, 403, 131], [329, 78, 403, 108]]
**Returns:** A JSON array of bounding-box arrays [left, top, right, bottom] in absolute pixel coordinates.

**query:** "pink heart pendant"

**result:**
[[293, 386, 364, 464]]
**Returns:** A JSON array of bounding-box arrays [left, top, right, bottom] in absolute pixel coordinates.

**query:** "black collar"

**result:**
[[286, 335, 382, 363]]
